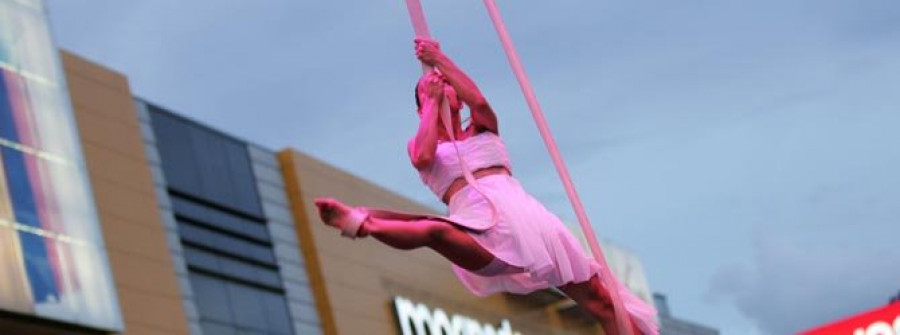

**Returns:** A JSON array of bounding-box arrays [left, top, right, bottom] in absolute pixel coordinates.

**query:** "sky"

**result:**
[[45, 0, 900, 333]]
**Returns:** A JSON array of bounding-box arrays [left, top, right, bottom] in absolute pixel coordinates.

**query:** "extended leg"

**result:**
[[558, 276, 642, 335], [315, 198, 494, 271]]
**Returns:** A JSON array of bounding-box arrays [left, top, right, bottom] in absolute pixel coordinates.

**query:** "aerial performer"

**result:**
[[314, 39, 658, 335]]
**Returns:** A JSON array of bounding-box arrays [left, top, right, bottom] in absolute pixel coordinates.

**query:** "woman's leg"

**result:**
[[557, 276, 643, 335], [315, 198, 494, 271]]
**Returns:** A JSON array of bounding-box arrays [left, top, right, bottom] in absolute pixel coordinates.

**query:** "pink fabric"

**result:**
[[402, 1, 656, 333], [405, 0, 501, 229], [481, 0, 642, 333], [403, 0, 434, 74], [447, 175, 658, 335], [418, 132, 510, 200], [447, 174, 598, 294]]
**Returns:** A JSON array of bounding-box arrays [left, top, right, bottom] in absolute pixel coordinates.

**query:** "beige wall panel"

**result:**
[[328, 284, 391, 321], [75, 110, 145, 162], [97, 211, 172, 263], [116, 289, 188, 334], [113, 324, 181, 335], [63, 60, 136, 126], [64, 50, 189, 335], [107, 251, 181, 299], [61, 52, 129, 93], [66, 75, 137, 125], [330, 311, 395, 335], [89, 178, 160, 230], [82, 145, 155, 197]]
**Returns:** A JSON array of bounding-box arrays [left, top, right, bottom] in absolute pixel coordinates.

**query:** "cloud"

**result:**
[[708, 232, 900, 334], [46, 1, 900, 334]]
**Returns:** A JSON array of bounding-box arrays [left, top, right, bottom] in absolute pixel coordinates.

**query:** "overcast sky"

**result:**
[[46, 0, 900, 333]]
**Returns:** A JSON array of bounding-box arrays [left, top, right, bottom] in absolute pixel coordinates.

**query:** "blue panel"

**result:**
[[224, 140, 263, 215], [149, 107, 264, 217], [0, 73, 17, 140], [177, 222, 276, 266], [190, 272, 294, 335], [227, 282, 268, 331], [0, 88, 58, 302], [149, 110, 202, 195], [171, 196, 270, 242], [0, 1, 122, 329], [262, 292, 293, 335], [190, 272, 234, 323]]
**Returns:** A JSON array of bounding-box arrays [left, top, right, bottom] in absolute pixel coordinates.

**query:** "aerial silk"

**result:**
[[402, 1, 635, 333]]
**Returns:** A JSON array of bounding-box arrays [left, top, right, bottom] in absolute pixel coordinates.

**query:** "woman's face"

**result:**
[[416, 77, 462, 117], [416, 84, 427, 117], [444, 84, 462, 111]]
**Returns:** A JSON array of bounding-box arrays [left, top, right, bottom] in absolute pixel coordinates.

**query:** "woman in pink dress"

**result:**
[[315, 38, 657, 335]]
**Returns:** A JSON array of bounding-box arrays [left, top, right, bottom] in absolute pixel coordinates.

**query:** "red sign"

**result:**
[[799, 303, 900, 335]]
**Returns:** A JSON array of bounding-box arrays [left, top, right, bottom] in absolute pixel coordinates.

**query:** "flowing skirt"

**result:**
[[447, 174, 658, 334], [445, 174, 596, 294], [367, 174, 658, 334]]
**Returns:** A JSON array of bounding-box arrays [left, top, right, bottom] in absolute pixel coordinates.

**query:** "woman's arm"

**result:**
[[408, 74, 444, 170], [416, 39, 499, 134]]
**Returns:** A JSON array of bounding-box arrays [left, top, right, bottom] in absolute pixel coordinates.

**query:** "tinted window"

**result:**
[[171, 195, 270, 242], [178, 222, 276, 265], [190, 273, 233, 323], [149, 108, 262, 216], [189, 273, 294, 335]]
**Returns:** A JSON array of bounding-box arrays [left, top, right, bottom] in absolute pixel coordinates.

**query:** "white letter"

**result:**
[[865, 322, 893, 335], [496, 320, 512, 335], [430, 308, 456, 335], [893, 315, 900, 335], [394, 297, 416, 335], [463, 317, 483, 335], [394, 297, 434, 335]]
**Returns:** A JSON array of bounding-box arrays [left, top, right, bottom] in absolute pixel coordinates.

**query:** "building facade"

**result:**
[[0, 1, 659, 333], [1, 1, 120, 332], [652, 294, 719, 335], [137, 101, 321, 334]]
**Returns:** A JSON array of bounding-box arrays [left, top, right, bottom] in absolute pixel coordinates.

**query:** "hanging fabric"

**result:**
[[401, 0, 635, 333]]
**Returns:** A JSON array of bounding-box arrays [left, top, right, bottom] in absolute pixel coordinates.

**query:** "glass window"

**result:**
[[190, 272, 294, 335], [190, 273, 233, 323], [255, 268, 283, 289], [219, 257, 260, 283], [0, 0, 121, 330], [184, 246, 282, 290], [149, 108, 263, 217], [262, 292, 294, 335], [202, 321, 237, 335], [177, 222, 276, 266], [171, 196, 270, 242], [183, 246, 221, 272], [227, 283, 268, 331]]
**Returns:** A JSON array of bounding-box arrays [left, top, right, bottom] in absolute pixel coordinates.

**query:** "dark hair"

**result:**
[[415, 85, 421, 109]]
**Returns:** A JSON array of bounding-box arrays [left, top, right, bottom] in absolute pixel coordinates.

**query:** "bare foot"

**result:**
[[314, 198, 353, 228]]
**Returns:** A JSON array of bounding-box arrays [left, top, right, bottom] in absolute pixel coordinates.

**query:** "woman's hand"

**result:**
[[415, 38, 444, 66], [421, 72, 445, 100]]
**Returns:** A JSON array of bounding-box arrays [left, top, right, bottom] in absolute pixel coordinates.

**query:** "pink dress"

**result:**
[[415, 132, 659, 335]]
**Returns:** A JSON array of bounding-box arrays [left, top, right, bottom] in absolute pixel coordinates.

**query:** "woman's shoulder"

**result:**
[[464, 126, 500, 140], [471, 130, 501, 143], [435, 130, 501, 147]]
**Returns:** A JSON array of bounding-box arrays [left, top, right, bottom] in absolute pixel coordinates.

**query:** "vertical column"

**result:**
[[135, 99, 200, 335], [248, 145, 323, 335]]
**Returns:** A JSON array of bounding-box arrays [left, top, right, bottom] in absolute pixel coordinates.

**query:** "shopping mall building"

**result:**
[[0, 1, 724, 334]]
